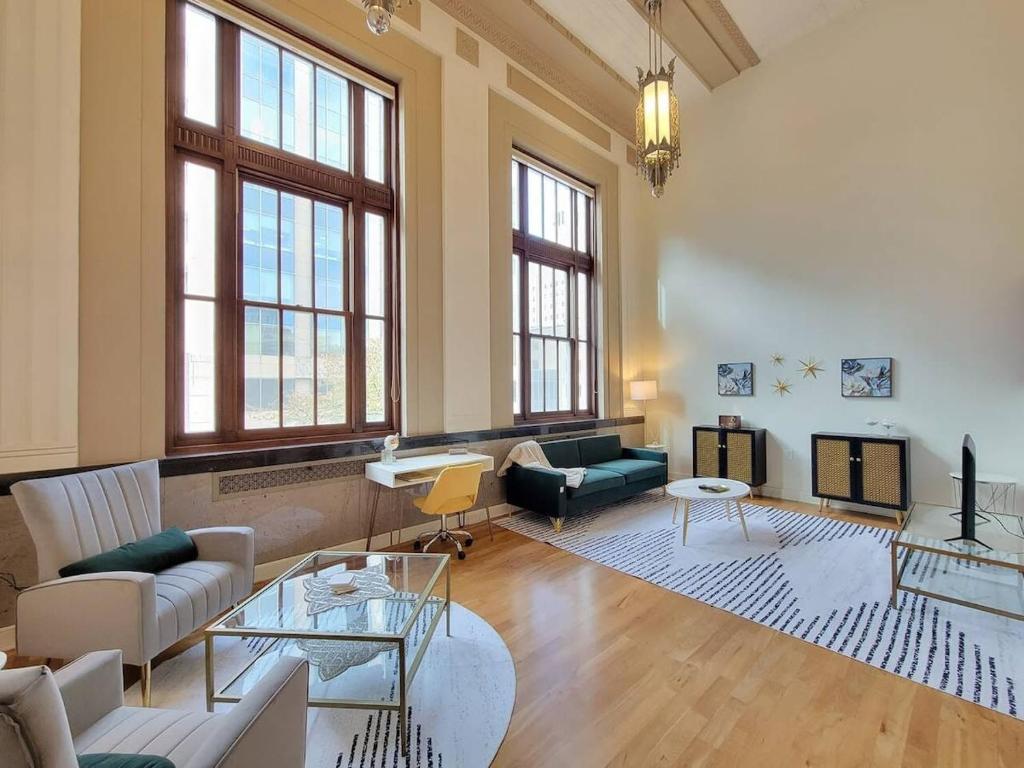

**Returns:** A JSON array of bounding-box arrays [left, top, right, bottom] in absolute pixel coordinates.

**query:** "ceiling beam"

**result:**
[[626, 0, 759, 90]]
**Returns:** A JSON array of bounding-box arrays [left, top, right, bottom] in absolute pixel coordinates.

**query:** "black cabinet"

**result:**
[[811, 432, 910, 512], [692, 426, 767, 487]]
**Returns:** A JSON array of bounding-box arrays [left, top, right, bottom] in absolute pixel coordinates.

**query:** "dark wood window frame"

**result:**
[[512, 152, 597, 423], [166, 0, 400, 454]]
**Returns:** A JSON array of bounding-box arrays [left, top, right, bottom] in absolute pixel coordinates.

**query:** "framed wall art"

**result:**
[[841, 357, 892, 398]]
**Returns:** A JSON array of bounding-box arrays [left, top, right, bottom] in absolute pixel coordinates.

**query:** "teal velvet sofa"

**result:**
[[504, 434, 668, 531]]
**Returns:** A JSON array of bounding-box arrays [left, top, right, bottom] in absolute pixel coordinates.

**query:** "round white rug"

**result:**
[[130, 602, 515, 767]]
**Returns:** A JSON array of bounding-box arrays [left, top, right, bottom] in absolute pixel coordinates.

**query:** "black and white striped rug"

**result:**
[[499, 493, 1024, 719]]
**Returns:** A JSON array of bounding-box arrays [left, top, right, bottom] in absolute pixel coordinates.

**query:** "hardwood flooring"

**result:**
[[8, 497, 1023, 766]]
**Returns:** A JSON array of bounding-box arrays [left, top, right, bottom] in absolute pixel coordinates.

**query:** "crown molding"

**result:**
[[428, 0, 635, 140]]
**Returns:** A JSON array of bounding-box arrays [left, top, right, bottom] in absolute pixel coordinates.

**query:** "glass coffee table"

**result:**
[[205, 551, 451, 754], [891, 504, 1024, 620]]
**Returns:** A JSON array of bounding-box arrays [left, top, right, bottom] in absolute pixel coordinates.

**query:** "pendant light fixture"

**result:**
[[362, 0, 414, 36], [635, 0, 681, 198]]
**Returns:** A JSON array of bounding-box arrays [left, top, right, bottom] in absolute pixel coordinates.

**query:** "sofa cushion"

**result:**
[[588, 459, 666, 483], [577, 435, 621, 466], [59, 528, 198, 579], [155, 560, 246, 647], [74, 706, 221, 766], [566, 469, 626, 499], [540, 439, 581, 468], [0, 666, 78, 768]]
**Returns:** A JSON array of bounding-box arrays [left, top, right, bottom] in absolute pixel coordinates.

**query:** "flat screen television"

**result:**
[[948, 434, 987, 546]]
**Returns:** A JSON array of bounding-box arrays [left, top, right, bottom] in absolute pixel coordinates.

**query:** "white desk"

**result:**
[[363, 452, 495, 549]]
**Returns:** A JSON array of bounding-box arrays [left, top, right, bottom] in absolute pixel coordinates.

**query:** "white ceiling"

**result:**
[[722, 0, 869, 58], [535, 0, 711, 106], [533, 0, 871, 106]]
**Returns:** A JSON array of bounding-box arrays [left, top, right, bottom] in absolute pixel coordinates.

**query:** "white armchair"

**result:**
[[11, 460, 255, 705], [0, 650, 308, 768]]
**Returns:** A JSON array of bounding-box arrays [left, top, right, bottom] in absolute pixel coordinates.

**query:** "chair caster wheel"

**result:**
[[457, 551, 466, 560], [465, 537, 474, 547], [413, 540, 422, 551]]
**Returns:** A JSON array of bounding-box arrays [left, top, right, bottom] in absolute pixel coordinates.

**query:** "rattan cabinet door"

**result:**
[[860, 441, 903, 507], [726, 431, 753, 484], [694, 429, 720, 477], [815, 437, 853, 499]]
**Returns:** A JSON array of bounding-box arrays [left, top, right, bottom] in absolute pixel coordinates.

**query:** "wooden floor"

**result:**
[[11, 497, 1023, 766]]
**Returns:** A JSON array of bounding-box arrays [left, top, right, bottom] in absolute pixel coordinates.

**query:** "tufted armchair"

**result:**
[[11, 460, 254, 705]]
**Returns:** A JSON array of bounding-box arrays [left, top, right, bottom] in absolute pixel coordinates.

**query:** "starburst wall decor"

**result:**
[[772, 378, 792, 396], [798, 358, 825, 379], [770, 353, 785, 367]]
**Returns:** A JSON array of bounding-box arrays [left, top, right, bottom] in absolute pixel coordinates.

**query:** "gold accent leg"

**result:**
[[682, 499, 690, 545], [818, 497, 825, 513], [735, 499, 750, 542], [446, 560, 452, 637], [141, 661, 152, 707], [485, 505, 494, 541], [725, 501, 732, 521], [205, 634, 214, 712], [549, 517, 563, 533], [672, 497, 680, 524]]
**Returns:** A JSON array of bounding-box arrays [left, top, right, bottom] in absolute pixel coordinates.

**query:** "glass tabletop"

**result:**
[[896, 504, 1024, 569], [210, 551, 449, 639]]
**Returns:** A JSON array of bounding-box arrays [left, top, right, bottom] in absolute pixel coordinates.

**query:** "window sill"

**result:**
[[0, 416, 644, 494]]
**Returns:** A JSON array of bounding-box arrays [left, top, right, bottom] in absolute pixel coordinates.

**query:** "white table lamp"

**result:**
[[629, 380, 659, 447]]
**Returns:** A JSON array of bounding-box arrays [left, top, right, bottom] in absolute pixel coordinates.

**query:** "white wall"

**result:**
[[0, 0, 80, 472], [649, 0, 1024, 512]]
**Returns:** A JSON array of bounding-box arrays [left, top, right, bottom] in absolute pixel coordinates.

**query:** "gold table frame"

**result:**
[[204, 550, 451, 755], [890, 505, 1024, 621]]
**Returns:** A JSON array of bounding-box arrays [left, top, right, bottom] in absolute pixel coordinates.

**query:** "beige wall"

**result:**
[[70, 0, 652, 462], [0, 0, 80, 473], [648, 0, 1024, 511]]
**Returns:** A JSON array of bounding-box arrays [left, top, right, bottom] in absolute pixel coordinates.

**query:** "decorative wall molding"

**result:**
[[506, 65, 612, 151], [454, 27, 479, 67], [700, 0, 760, 68], [428, 0, 635, 139]]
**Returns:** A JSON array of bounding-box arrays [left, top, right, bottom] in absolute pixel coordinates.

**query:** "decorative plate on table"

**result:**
[[303, 569, 395, 616]]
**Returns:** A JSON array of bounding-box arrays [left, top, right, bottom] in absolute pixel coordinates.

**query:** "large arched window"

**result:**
[[511, 151, 596, 421], [167, 1, 398, 453]]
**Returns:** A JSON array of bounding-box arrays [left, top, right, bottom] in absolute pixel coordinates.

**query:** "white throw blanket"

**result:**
[[497, 440, 587, 488]]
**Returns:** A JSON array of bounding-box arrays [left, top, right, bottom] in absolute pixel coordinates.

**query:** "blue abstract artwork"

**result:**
[[718, 362, 754, 396], [841, 357, 893, 397]]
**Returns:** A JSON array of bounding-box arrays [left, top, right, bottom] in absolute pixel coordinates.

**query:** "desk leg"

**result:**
[[365, 483, 382, 551]]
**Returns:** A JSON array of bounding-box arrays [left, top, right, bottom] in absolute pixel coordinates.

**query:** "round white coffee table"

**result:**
[[667, 478, 753, 545], [0, 651, 7, 670]]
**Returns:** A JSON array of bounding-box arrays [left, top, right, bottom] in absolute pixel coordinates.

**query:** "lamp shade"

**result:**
[[629, 380, 658, 401]]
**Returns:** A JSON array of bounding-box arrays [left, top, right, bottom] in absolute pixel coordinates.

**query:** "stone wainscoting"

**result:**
[[0, 421, 644, 626]]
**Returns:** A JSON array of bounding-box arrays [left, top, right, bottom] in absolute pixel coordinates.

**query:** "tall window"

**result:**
[[512, 154, 596, 421], [168, 1, 398, 452]]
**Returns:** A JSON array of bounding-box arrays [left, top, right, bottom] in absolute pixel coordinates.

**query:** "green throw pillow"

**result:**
[[59, 527, 198, 578], [78, 755, 176, 768]]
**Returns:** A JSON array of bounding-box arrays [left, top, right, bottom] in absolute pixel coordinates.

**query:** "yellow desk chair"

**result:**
[[412, 462, 489, 559]]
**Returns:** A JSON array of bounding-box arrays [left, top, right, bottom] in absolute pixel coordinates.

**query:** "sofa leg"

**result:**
[[548, 517, 563, 533], [141, 661, 152, 707]]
